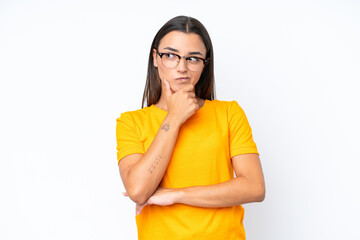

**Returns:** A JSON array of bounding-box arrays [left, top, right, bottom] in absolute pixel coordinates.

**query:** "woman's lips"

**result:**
[[175, 77, 190, 82]]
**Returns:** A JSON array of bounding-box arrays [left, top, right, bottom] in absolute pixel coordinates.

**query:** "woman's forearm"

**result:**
[[134, 176, 265, 215], [124, 114, 181, 205], [175, 176, 265, 208]]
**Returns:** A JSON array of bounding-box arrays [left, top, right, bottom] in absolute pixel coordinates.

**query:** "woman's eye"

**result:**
[[188, 57, 200, 62], [165, 53, 176, 59]]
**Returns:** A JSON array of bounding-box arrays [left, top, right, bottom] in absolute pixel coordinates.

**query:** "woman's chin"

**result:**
[[171, 82, 191, 92]]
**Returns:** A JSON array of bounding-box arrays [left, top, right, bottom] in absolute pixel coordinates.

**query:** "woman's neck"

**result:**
[[154, 95, 205, 112]]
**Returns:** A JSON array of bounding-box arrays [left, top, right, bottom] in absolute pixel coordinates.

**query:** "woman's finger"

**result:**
[[181, 83, 194, 92], [163, 78, 173, 97], [136, 201, 148, 215]]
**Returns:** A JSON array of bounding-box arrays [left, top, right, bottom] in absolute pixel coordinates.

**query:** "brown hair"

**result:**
[[141, 16, 216, 108]]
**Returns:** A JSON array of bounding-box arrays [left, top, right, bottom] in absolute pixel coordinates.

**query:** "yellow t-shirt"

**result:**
[[116, 99, 258, 240]]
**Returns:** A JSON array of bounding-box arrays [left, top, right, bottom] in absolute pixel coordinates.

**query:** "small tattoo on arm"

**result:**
[[148, 155, 162, 174], [161, 123, 170, 132]]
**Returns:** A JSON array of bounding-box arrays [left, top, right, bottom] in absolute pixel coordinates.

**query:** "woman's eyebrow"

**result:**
[[188, 51, 203, 56], [163, 47, 179, 52], [163, 47, 204, 56]]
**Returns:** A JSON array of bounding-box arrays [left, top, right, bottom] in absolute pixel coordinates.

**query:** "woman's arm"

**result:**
[[119, 80, 198, 205], [135, 153, 265, 212], [178, 153, 265, 207], [119, 115, 181, 205]]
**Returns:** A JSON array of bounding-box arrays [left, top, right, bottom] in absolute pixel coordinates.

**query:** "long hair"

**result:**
[[141, 16, 216, 108]]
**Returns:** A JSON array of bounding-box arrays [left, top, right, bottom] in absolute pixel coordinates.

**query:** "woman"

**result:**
[[116, 16, 265, 239]]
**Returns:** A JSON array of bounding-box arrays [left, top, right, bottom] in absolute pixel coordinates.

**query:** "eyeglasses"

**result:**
[[156, 51, 209, 72]]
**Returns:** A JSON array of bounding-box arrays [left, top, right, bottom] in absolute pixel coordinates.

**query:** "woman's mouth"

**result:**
[[175, 77, 190, 82]]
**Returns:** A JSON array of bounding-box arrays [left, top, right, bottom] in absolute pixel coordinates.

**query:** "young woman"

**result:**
[[116, 15, 265, 240]]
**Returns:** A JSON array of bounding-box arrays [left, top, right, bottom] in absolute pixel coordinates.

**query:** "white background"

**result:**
[[1, 0, 359, 239]]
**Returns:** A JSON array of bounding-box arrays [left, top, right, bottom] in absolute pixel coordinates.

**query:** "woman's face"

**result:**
[[153, 31, 207, 93]]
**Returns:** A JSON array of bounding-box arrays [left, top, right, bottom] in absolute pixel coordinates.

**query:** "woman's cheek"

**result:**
[[158, 68, 171, 82], [192, 74, 202, 86]]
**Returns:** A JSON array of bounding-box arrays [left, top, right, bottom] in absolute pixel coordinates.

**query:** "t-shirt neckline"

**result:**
[[150, 99, 209, 120]]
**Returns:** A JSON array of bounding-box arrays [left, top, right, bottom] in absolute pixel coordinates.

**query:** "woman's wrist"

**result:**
[[173, 188, 186, 204], [163, 114, 182, 129]]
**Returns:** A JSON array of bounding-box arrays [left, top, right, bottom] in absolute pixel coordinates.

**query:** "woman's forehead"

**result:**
[[158, 31, 206, 53]]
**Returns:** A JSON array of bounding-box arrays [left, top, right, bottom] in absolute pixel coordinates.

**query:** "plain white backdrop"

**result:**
[[1, 0, 359, 239]]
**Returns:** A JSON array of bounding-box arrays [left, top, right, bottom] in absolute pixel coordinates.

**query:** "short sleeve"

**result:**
[[228, 101, 259, 158], [116, 112, 144, 165]]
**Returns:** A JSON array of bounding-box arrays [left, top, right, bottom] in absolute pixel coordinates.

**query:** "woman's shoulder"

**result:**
[[206, 99, 246, 117], [207, 99, 241, 109], [116, 105, 153, 122]]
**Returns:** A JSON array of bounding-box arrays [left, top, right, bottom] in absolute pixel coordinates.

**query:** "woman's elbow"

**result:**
[[255, 183, 266, 202], [129, 194, 148, 206], [126, 186, 149, 205]]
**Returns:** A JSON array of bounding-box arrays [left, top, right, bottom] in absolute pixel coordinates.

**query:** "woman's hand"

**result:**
[[137, 187, 181, 215], [163, 79, 199, 125], [123, 187, 181, 215]]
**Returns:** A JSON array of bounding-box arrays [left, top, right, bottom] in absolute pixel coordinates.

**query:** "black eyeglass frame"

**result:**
[[156, 52, 209, 66]]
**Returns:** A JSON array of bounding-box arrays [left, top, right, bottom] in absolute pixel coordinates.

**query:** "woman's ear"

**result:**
[[153, 49, 158, 67]]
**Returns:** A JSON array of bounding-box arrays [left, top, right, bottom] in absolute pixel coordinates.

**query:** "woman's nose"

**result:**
[[177, 57, 187, 72]]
